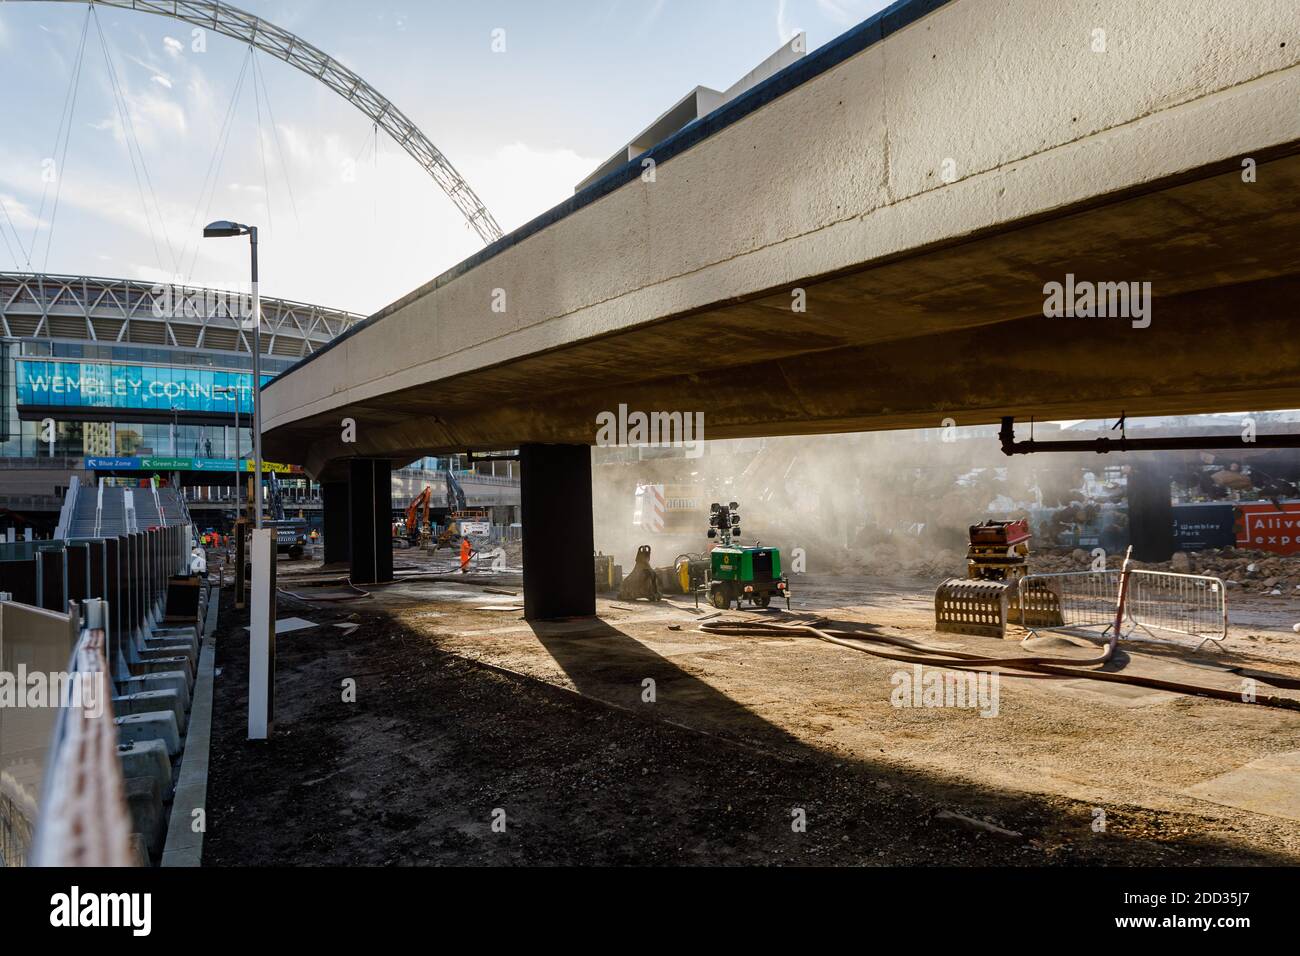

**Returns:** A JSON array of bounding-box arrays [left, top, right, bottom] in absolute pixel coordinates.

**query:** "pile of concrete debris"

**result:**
[[1036, 547, 1300, 596]]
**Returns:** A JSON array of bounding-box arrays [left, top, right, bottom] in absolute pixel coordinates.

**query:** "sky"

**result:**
[[0, 0, 893, 316]]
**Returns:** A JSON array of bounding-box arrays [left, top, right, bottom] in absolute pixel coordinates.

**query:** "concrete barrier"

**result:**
[[118, 739, 173, 801], [113, 689, 188, 736], [116, 712, 181, 756]]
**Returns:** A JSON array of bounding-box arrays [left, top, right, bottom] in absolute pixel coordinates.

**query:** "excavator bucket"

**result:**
[[618, 544, 662, 602], [934, 578, 1011, 639]]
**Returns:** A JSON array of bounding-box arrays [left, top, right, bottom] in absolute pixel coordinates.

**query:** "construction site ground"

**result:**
[[204, 551, 1300, 866]]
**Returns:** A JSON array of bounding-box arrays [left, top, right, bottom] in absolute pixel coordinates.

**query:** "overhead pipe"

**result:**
[[998, 416, 1300, 456]]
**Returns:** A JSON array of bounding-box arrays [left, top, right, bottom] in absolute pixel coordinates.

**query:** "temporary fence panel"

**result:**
[[1019, 568, 1227, 650], [1126, 569, 1228, 650], [1018, 570, 1120, 636]]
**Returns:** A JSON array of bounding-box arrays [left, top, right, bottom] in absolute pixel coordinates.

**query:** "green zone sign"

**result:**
[[86, 456, 301, 473]]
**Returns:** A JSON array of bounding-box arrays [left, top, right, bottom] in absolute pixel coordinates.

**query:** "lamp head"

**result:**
[[202, 220, 249, 238]]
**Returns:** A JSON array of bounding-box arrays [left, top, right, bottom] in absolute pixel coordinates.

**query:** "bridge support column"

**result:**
[[348, 459, 393, 585], [322, 481, 350, 565], [1127, 458, 1175, 562], [520, 443, 595, 620]]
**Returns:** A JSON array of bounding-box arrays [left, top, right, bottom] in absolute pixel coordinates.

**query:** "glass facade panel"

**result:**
[[14, 359, 270, 415]]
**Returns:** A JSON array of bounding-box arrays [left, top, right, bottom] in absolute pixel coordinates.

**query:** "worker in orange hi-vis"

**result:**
[[460, 537, 472, 574]]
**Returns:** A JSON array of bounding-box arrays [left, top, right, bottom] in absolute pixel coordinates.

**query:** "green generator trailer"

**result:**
[[699, 502, 791, 610], [707, 544, 790, 609]]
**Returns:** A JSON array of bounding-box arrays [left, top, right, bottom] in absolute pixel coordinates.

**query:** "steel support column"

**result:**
[[348, 459, 393, 585], [1127, 457, 1175, 562], [520, 443, 595, 620], [322, 480, 350, 565]]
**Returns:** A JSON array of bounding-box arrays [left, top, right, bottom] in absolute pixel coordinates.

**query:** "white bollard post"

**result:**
[[248, 527, 276, 739]]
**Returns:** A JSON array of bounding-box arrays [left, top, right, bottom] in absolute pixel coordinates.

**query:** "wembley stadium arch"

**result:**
[[16, 0, 504, 244]]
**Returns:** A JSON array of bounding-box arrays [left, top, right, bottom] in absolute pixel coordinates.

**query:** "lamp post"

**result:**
[[204, 220, 273, 739], [202, 220, 263, 529]]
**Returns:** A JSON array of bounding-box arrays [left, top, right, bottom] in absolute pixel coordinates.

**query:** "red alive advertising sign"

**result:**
[[1236, 502, 1300, 555]]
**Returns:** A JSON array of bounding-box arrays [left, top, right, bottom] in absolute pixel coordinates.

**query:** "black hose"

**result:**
[[700, 559, 1300, 711]]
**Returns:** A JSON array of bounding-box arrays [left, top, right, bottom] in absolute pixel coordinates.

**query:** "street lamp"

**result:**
[[206, 219, 274, 741], [203, 220, 263, 529], [213, 384, 243, 521]]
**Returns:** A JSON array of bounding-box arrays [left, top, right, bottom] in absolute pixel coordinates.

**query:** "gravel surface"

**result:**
[[204, 570, 1300, 866]]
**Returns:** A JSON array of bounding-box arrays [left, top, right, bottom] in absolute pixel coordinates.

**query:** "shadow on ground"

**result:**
[[204, 593, 1293, 866]]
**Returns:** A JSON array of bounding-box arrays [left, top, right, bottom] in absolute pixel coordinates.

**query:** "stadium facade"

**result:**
[[0, 271, 360, 532]]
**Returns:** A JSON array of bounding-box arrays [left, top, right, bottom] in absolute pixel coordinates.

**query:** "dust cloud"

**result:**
[[590, 423, 1119, 575]]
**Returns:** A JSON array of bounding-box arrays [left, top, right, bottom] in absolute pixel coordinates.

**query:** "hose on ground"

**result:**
[[699, 620, 1300, 710], [701, 560, 1300, 711]]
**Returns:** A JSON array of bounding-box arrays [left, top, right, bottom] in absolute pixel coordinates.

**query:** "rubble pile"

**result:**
[[840, 544, 1298, 597], [1032, 547, 1300, 596]]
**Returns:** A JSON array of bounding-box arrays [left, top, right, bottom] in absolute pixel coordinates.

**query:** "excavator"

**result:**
[[266, 471, 308, 558], [433, 469, 489, 551], [397, 485, 434, 548]]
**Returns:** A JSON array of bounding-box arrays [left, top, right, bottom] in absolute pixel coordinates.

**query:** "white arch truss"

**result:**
[[22, 0, 505, 244]]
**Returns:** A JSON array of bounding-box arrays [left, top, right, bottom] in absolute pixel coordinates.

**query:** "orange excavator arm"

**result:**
[[406, 486, 432, 531]]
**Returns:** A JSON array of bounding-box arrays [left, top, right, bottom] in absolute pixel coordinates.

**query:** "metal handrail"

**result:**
[[30, 599, 135, 866], [52, 474, 78, 539]]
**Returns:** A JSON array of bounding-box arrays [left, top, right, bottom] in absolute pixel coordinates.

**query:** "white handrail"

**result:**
[[53, 475, 79, 539], [123, 489, 138, 534]]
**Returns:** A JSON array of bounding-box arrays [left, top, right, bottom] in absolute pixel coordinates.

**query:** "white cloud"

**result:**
[[476, 142, 605, 232], [122, 52, 175, 89], [162, 36, 183, 58], [0, 192, 43, 233], [0, 151, 197, 275]]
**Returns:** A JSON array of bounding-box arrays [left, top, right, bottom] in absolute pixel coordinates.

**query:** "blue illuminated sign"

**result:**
[[15, 360, 269, 414]]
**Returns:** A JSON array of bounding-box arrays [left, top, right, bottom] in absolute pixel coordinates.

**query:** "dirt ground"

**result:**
[[204, 554, 1300, 866]]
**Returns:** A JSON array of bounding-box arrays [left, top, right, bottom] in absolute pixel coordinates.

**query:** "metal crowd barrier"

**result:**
[[1018, 570, 1121, 637], [1018, 568, 1228, 650], [1125, 569, 1228, 651]]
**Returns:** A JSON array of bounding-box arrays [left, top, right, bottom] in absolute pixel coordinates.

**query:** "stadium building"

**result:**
[[0, 271, 360, 535]]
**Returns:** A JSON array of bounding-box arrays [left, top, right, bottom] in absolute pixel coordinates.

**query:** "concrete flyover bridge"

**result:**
[[261, 0, 1300, 616]]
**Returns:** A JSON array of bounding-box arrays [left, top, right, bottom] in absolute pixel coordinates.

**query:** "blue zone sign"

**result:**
[[15, 360, 270, 414]]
